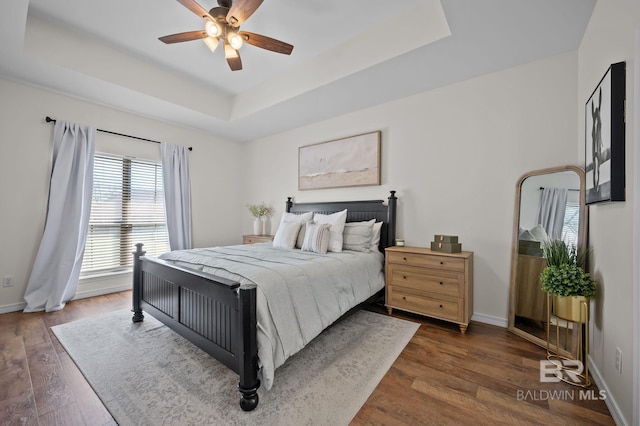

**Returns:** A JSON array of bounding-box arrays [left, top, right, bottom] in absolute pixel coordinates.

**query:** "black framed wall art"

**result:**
[[585, 61, 626, 204]]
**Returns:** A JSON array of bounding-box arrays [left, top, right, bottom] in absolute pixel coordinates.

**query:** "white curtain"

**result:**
[[538, 187, 568, 240], [161, 143, 192, 250], [24, 121, 95, 312]]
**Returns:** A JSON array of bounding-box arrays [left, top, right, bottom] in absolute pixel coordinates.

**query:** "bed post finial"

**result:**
[[132, 243, 146, 323], [286, 197, 293, 213]]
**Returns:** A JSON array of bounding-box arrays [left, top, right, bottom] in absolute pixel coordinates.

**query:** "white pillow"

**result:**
[[278, 211, 313, 227], [272, 221, 302, 249], [301, 222, 331, 254], [519, 229, 536, 241], [370, 221, 383, 251], [529, 224, 550, 243], [313, 209, 348, 252], [274, 211, 312, 248], [343, 219, 375, 252]]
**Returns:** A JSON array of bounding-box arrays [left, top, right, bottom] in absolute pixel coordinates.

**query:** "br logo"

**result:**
[[539, 360, 584, 383]]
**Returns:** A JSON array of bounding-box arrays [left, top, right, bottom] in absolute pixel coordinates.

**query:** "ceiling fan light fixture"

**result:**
[[227, 31, 243, 50], [160, 0, 293, 71], [203, 36, 220, 53], [205, 20, 221, 38]]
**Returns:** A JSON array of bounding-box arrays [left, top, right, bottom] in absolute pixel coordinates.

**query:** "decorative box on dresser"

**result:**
[[385, 246, 474, 333], [242, 235, 274, 244]]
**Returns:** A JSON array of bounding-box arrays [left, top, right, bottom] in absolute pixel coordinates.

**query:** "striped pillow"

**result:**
[[301, 222, 331, 254]]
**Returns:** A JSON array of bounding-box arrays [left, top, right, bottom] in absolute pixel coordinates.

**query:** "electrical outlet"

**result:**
[[2, 276, 13, 288], [615, 347, 623, 374]]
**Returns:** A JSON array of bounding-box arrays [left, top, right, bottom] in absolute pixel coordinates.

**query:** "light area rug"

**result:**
[[52, 308, 419, 426]]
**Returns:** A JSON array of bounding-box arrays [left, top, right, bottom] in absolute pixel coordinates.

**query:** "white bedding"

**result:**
[[158, 243, 385, 390]]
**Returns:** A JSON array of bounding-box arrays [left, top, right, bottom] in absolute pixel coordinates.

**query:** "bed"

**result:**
[[131, 191, 398, 411]]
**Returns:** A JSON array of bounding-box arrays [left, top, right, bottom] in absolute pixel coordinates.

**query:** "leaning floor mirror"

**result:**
[[507, 165, 588, 356]]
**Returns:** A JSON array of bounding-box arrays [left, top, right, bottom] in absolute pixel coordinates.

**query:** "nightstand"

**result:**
[[385, 246, 474, 333], [243, 235, 274, 244]]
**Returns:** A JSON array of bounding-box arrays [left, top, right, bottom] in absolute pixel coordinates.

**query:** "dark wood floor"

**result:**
[[0, 291, 613, 425]]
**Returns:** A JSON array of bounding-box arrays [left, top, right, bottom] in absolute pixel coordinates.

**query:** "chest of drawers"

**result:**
[[385, 246, 474, 333]]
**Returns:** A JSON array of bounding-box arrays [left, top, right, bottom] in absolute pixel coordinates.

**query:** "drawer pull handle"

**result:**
[[440, 261, 444, 265], [439, 304, 443, 308], [402, 296, 407, 300], [403, 257, 407, 261], [403, 275, 407, 279], [439, 282, 444, 285]]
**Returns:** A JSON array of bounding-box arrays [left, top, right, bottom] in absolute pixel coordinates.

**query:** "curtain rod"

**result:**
[[539, 187, 579, 191], [45, 116, 192, 151]]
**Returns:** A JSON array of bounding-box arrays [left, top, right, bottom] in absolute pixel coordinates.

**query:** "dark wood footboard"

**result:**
[[131, 243, 260, 411]]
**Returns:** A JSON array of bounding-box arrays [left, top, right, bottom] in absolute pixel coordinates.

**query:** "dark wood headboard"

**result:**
[[285, 190, 397, 251]]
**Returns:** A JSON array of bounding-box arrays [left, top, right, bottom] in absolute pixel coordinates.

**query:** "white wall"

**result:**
[[242, 51, 579, 325], [0, 78, 243, 311], [578, 1, 639, 424]]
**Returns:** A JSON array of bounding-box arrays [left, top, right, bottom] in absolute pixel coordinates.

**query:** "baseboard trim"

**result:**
[[0, 285, 131, 314], [73, 284, 131, 301], [0, 302, 27, 314], [472, 312, 508, 328], [588, 354, 628, 426]]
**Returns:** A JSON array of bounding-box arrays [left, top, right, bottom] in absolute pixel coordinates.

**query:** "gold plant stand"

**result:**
[[546, 294, 590, 387]]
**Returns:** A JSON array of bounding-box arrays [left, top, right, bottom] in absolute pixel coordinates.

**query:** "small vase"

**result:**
[[253, 218, 263, 236]]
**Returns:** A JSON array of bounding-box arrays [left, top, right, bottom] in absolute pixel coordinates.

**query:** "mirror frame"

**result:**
[[507, 165, 588, 349]]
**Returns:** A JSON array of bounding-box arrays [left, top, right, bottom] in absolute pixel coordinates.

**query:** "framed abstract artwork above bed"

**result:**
[[298, 130, 381, 190]]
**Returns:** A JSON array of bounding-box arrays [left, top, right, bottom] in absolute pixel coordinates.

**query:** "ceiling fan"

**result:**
[[159, 0, 293, 71]]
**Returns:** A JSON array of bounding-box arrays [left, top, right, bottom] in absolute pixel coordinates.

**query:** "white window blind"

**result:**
[[561, 201, 580, 249], [81, 153, 169, 275]]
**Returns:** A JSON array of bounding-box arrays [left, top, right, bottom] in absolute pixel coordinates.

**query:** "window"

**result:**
[[561, 201, 580, 249], [81, 153, 169, 275]]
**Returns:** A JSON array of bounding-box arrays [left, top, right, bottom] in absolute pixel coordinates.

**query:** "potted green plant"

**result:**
[[246, 202, 273, 235], [540, 239, 596, 323]]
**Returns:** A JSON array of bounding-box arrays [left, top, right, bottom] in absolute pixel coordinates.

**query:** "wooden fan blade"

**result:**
[[224, 44, 243, 71], [226, 0, 264, 27], [226, 53, 242, 71], [239, 31, 293, 55], [159, 30, 207, 44], [177, 0, 215, 21]]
